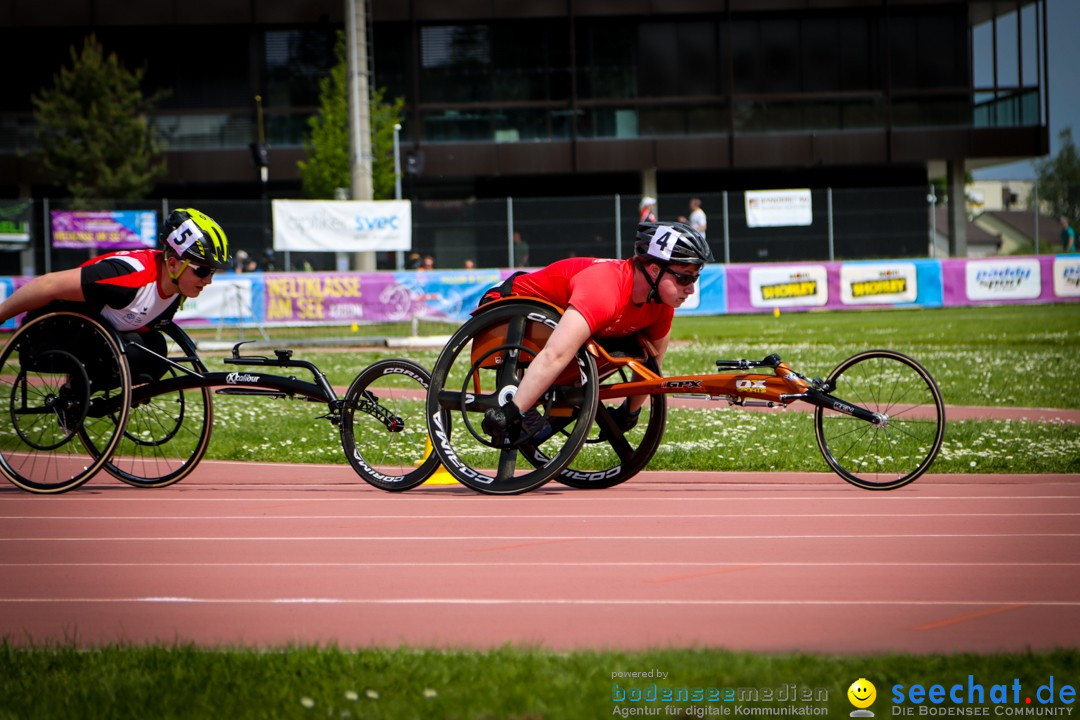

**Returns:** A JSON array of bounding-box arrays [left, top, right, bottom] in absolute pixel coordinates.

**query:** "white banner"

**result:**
[[749, 265, 828, 308], [745, 189, 813, 227], [965, 258, 1041, 301], [272, 200, 412, 252], [840, 263, 918, 305], [176, 278, 255, 321], [1053, 256, 1080, 298]]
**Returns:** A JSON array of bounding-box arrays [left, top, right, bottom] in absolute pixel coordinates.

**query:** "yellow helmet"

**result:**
[[161, 208, 230, 269]]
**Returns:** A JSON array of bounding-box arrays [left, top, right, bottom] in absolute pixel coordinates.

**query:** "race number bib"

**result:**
[[647, 225, 679, 261]]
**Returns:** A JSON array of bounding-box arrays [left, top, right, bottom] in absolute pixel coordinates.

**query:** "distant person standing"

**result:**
[[513, 231, 530, 267], [1061, 216, 1077, 253], [639, 196, 657, 223], [678, 198, 707, 238]]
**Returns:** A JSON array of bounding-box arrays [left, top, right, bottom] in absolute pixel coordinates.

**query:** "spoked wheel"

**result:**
[[0, 312, 131, 493], [544, 355, 666, 490], [814, 349, 945, 490], [93, 325, 213, 488], [426, 300, 598, 495], [341, 358, 441, 491]]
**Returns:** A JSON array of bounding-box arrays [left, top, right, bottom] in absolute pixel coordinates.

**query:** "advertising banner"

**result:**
[[963, 258, 1042, 301], [1053, 255, 1080, 298], [175, 278, 259, 324], [51, 210, 158, 250], [673, 265, 725, 316], [840, 262, 919, 305], [272, 200, 412, 252], [0, 201, 31, 245], [745, 189, 813, 228], [746, 264, 828, 309]]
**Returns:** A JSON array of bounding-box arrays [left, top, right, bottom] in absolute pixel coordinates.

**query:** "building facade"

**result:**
[[0, 0, 1050, 266]]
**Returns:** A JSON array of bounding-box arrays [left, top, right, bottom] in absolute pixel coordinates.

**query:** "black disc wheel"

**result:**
[[814, 349, 945, 490], [547, 355, 666, 489], [342, 358, 441, 491], [425, 300, 598, 495]]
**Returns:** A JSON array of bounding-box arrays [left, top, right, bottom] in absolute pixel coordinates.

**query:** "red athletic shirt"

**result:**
[[511, 257, 673, 340]]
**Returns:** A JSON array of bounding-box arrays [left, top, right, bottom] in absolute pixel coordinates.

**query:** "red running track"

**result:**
[[1, 463, 1078, 654]]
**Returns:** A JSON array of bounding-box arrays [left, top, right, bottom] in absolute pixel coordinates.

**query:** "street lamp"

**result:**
[[393, 122, 404, 270]]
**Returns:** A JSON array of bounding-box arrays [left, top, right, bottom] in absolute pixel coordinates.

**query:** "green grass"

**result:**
[[201, 305, 1080, 474], [2, 643, 1078, 720]]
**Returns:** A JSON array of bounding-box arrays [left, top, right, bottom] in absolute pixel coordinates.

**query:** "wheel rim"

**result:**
[[815, 350, 944, 490]]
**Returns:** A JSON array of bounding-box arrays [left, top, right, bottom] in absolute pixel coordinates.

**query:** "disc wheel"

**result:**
[[425, 300, 598, 495], [93, 325, 213, 488], [545, 355, 666, 489], [814, 349, 945, 490], [341, 358, 441, 491], [0, 312, 131, 493]]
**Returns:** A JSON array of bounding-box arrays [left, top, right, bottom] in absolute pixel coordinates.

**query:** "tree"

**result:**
[[298, 31, 405, 200], [1034, 127, 1080, 223], [31, 34, 166, 203]]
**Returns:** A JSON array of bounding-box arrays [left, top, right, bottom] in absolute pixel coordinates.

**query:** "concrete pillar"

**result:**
[[946, 160, 967, 258], [642, 168, 657, 203]]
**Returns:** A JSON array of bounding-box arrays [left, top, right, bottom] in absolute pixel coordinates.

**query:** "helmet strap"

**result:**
[[165, 256, 190, 309], [636, 259, 665, 304]]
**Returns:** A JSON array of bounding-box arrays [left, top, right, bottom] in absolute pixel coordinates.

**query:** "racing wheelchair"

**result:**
[[424, 296, 946, 495], [0, 309, 438, 494]]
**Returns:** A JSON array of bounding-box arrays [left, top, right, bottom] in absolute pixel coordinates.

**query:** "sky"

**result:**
[[971, 0, 1080, 180]]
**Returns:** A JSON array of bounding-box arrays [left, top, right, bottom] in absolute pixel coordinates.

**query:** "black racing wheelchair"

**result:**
[[0, 309, 440, 494]]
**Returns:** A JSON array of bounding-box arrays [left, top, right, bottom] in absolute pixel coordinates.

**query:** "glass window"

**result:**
[[419, 25, 493, 103], [264, 29, 337, 108], [576, 22, 638, 99]]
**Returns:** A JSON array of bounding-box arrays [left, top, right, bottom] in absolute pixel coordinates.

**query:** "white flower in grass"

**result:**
[[344, 690, 359, 701], [300, 697, 315, 709], [366, 689, 380, 700], [424, 688, 438, 699], [970, 461, 977, 467]]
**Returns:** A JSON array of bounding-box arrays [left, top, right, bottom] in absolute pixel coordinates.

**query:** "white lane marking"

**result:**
[[2, 533, 1080, 541], [2, 513, 1079, 520], [0, 597, 1076, 607]]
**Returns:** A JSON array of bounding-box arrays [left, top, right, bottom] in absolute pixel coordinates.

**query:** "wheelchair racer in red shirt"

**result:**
[[482, 221, 713, 446]]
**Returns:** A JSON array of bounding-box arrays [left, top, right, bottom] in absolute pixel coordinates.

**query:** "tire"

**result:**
[[341, 358, 441, 491], [425, 300, 599, 495], [0, 312, 131, 494], [547, 355, 666, 489], [96, 324, 213, 488], [814, 349, 945, 491]]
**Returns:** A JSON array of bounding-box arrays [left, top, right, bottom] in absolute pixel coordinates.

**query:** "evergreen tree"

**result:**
[[1034, 127, 1080, 223], [31, 34, 166, 203], [299, 32, 405, 199]]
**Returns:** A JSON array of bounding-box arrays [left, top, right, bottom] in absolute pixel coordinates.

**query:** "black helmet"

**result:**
[[161, 208, 231, 269], [634, 222, 713, 265]]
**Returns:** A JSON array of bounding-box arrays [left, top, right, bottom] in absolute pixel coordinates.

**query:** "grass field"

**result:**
[[3, 304, 1078, 719], [203, 304, 1080, 473], [3, 643, 1079, 720]]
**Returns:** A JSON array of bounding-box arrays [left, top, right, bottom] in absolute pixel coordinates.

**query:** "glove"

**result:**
[[600, 402, 641, 440], [482, 402, 553, 447]]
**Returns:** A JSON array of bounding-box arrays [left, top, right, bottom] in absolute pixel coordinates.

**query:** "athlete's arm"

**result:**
[[512, 306, 594, 412], [0, 268, 85, 325]]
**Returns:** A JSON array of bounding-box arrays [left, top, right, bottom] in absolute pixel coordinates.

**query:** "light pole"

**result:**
[[393, 122, 404, 270]]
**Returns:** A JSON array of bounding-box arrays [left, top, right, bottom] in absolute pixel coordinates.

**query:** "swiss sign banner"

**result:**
[[272, 200, 412, 252]]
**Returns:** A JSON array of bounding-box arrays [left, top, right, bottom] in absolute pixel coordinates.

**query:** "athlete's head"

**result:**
[[161, 208, 229, 296], [633, 221, 713, 306]]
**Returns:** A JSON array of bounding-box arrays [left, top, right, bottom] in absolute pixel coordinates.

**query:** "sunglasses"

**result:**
[[190, 264, 216, 279], [664, 267, 700, 287]]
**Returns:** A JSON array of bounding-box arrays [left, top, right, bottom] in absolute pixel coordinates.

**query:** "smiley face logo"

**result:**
[[848, 679, 877, 709]]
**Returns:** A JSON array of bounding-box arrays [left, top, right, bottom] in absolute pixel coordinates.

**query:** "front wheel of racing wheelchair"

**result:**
[[425, 298, 599, 495], [0, 311, 133, 493]]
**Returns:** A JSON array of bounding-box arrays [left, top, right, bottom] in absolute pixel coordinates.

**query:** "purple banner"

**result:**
[[51, 210, 158, 250]]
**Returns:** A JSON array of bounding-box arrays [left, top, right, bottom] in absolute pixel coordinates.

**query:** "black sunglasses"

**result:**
[[664, 267, 700, 287], [190, 264, 216, 279]]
